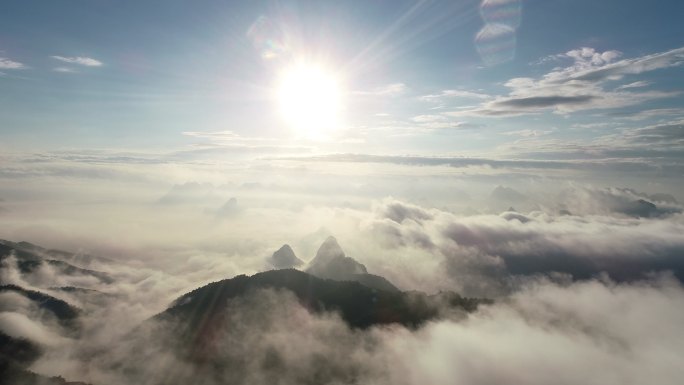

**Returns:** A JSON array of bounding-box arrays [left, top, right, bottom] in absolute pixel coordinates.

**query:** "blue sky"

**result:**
[[2, 0, 683, 158]]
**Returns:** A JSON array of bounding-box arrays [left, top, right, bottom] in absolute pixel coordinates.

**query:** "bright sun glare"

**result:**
[[277, 62, 342, 139]]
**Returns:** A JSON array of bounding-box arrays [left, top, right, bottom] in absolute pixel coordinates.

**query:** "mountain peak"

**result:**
[[313, 236, 345, 263], [307, 237, 368, 281], [270, 244, 304, 269]]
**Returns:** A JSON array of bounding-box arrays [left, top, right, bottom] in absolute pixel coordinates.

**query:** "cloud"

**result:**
[[0, 57, 25, 70], [379, 276, 684, 385], [280, 153, 683, 176], [51, 56, 103, 67], [377, 197, 433, 224], [616, 80, 651, 90], [0, 312, 67, 346], [557, 186, 682, 218], [406, 114, 476, 130], [622, 119, 684, 145], [29, 275, 684, 385], [620, 108, 684, 121], [494, 94, 597, 108], [1, 180, 683, 384], [568, 46, 684, 82], [502, 129, 551, 137], [355, 83, 408, 97], [419, 89, 491, 102], [363, 197, 684, 296], [53, 67, 77, 73], [449, 46, 684, 117], [411, 114, 447, 123], [564, 47, 623, 68], [181, 131, 314, 153]]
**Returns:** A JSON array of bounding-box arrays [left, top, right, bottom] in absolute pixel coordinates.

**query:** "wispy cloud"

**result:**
[[51, 55, 103, 67], [420, 89, 491, 102], [616, 80, 652, 90], [447, 46, 684, 117], [0, 57, 25, 70], [616, 108, 684, 121], [502, 129, 552, 137], [53, 67, 77, 73], [355, 83, 408, 97]]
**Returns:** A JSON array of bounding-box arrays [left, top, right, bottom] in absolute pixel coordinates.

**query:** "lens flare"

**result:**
[[476, 0, 521, 66], [480, 0, 522, 30]]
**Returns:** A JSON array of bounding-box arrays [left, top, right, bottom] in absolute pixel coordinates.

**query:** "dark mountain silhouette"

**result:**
[[0, 285, 81, 332], [0, 332, 42, 368], [0, 332, 43, 385], [305, 236, 400, 292], [0, 325, 89, 385], [152, 269, 489, 362], [0, 240, 113, 284], [622, 199, 658, 218], [0, 362, 90, 385], [348, 272, 400, 293], [268, 244, 304, 269]]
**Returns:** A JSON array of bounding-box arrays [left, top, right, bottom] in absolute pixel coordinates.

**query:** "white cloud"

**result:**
[[447, 46, 684, 117], [502, 129, 551, 137], [51, 55, 103, 67], [0, 312, 67, 346], [53, 67, 77, 73], [564, 47, 623, 68], [617, 80, 651, 90], [0, 57, 25, 70], [420, 89, 491, 102], [356, 83, 408, 97], [411, 114, 447, 123]]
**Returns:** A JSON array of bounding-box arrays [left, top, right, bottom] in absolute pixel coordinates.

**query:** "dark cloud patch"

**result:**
[[493, 95, 596, 109]]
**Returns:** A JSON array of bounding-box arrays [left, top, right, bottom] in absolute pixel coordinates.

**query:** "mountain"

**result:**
[[0, 240, 113, 285], [164, 269, 489, 328], [0, 285, 82, 337], [0, 289, 86, 385], [152, 269, 488, 356], [305, 236, 399, 292], [268, 244, 304, 269]]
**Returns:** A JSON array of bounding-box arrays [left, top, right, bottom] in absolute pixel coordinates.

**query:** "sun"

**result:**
[[277, 61, 342, 139]]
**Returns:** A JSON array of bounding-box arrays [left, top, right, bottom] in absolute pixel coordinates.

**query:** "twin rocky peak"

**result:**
[[269, 236, 399, 293]]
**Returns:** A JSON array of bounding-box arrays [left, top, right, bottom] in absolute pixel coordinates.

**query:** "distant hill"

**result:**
[[0, 240, 113, 285], [268, 244, 304, 269], [0, 292, 85, 385], [0, 285, 81, 332]]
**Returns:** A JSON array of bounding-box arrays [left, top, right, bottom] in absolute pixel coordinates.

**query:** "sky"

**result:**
[[1, 0, 683, 155], [1, 0, 683, 251]]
